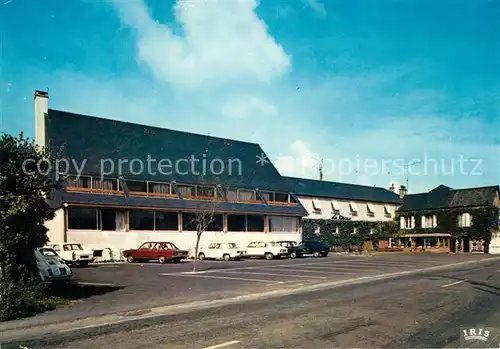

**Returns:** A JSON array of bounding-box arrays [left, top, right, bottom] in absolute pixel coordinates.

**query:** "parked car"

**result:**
[[198, 242, 246, 261], [245, 241, 288, 260], [45, 242, 93, 267], [122, 241, 189, 264], [272, 240, 305, 258], [35, 247, 72, 282], [297, 240, 330, 258]]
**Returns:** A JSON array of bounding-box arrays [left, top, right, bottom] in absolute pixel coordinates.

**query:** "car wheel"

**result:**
[[290, 252, 297, 258], [158, 256, 166, 264], [126, 254, 135, 263], [198, 253, 206, 260], [313, 251, 321, 258], [264, 252, 274, 260], [223, 254, 231, 261]]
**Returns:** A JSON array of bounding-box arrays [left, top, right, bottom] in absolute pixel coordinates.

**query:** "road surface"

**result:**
[[11, 257, 500, 349]]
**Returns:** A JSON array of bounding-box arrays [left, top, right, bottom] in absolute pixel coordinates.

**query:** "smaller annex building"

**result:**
[[396, 184, 500, 253], [284, 176, 402, 222], [35, 91, 307, 259]]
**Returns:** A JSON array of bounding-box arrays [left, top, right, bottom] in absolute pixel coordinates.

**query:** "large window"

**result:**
[[130, 210, 179, 231], [177, 185, 195, 197], [100, 208, 116, 231], [130, 210, 155, 230], [91, 178, 118, 191], [66, 175, 91, 188], [197, 186, 215, 197], [155, 211, 179, 230], [207, 214, 223, 231], [181, 213, 223, 231], [150, 182, 170, 194], [269, 216, 298, 232], [247, 215, 265, 232], [227, 214, 264, 232], [123, 180, 147, 193], [239, 190, 255, 201], [68, 207, 99, 230], [182, 213, 198, 230], [227, 214, 246, 231], [226, 189, 238, 200], [274, 192, 288, 202]]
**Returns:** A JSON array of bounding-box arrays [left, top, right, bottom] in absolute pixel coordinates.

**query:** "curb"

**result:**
[[1, 255, 499, 344]]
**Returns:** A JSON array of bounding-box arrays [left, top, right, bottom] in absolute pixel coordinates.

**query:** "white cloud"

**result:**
[[221, 95, 277, 119], [305, 0, 326, 17], [111, 0, 292, 89], [275, 140, 322, 179]]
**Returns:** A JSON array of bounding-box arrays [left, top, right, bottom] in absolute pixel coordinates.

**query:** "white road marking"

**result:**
[[441, 280, 467, 288], [258, 267, 356, 275], [202, 340, 240, 349], [160, 273, 286, 284], [216, 270, 327, 279], [74, 282, 117, 287], [289, 265, 384, 272]]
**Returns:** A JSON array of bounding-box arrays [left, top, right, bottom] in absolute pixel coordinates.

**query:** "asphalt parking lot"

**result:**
[[7, 252, 496, 329]]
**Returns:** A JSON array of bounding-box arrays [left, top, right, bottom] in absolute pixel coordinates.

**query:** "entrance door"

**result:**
[[463, 237, 470, 252], [450, 238, 456, 253]]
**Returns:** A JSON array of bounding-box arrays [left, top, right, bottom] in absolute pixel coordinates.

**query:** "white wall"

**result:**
[[491, 232, 500, 255], [297, 196, 398, 221], [66, 229, 301, 260], [45, 208, 65, 243]]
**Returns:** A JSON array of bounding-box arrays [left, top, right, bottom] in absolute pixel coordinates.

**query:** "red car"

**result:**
[[122, 242, 189, 264]]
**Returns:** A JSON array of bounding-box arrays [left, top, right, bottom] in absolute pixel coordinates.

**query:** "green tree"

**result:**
[[0, 133, 60, 320]]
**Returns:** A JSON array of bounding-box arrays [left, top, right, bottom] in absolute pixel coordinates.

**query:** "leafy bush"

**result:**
[[302, 219, 399, 252], [0, 133, 60, 320]]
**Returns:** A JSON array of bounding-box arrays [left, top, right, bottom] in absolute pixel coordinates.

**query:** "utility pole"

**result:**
[[319, 158, 323, 180]]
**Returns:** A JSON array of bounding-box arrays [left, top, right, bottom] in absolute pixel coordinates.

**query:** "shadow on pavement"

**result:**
[[46, 282, 124, 301]]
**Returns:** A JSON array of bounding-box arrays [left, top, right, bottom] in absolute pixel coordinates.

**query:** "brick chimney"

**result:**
[[34, 90, 48, 147]]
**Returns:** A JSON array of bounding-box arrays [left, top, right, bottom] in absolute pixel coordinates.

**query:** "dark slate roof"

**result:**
[[50, 191, 307, 216], [45, 109, 292, 192], [398, 185, 499, 211], [283, 176, 402, 204]]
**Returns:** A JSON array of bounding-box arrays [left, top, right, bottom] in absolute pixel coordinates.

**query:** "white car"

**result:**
[[198, 242, 246, 261], [245, 241, 288, 260], [35, 247, 72, 282], [45, 242, 93, 267]]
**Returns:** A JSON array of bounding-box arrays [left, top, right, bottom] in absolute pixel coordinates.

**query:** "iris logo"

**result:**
[[463, 328, 490, 341]]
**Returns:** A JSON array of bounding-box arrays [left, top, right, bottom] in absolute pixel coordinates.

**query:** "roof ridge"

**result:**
[[48, 108, 261, 147], [284, 176, 395, 191], [451, 185, 499, 192]]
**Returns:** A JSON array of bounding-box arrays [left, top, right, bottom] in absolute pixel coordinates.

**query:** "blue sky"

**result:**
[[1, 0, 498, 193]]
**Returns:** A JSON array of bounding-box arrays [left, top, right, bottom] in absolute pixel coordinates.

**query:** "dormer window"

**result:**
[[384, 205, 392, 218], [312, 199, 321, 213], [349, 202, 358, 216], [366, 203, 375, 217], [331, 201, 340, 214]]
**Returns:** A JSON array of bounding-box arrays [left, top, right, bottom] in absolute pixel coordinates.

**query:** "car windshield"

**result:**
[[39, 248, 58, 257], [227, 243, 237, 249], [63, 244, 83, 251]]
